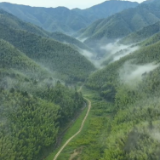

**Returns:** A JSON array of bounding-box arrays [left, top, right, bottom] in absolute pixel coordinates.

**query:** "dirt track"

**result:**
[[53, 98, 91, 160]]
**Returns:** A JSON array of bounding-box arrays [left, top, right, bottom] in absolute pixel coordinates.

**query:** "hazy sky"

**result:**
[[0, 0, 146, 9]]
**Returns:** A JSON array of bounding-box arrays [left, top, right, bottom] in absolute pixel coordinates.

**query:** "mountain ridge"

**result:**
[[0, 1, 139, 34], [79, 0, 160, 45]]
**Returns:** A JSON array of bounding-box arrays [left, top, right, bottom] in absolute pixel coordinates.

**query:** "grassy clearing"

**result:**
[[56, 108, 93, 160], [56, 87, 112, 160], [45, 104, 88, 160]]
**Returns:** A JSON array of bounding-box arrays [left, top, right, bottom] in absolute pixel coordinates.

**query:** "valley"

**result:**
[[1, 0, 160, 160]]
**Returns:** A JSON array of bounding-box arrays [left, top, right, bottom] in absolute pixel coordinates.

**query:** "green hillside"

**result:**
[[0, 23, 95, 82], [0, 39, 48, 78], [80, 0, 160, 45]]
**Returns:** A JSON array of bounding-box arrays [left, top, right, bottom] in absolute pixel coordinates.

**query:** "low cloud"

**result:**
[[79, 49, 104, 68], [78, 37, 88, 43], [101, 41, 128, 55], [100, 40, 139, 63], [119, 62, 159, 85]]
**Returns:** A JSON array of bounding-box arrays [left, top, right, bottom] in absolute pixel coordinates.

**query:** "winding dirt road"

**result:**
[[53, 98, 91, 160]]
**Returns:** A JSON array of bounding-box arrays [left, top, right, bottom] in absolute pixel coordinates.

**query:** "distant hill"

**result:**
[[0, 9, 48, 36], [79, 0, 160, 45], [0, 1, 139, 34], [73, 0, 138, 21]]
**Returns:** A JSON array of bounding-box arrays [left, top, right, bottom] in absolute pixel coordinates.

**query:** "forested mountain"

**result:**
[[0, 1, 139, 34], [0, 39, 48, 78], [79, 0, 160, 45], [0, 23, 95, 82], [0, 73, 84, 160]]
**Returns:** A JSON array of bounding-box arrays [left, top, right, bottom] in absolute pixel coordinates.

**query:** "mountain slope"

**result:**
[[0, 23, 95, 82], [0, 1, 139, 34], [80, 0, 160, 45], [0, 39, 48, 78]]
